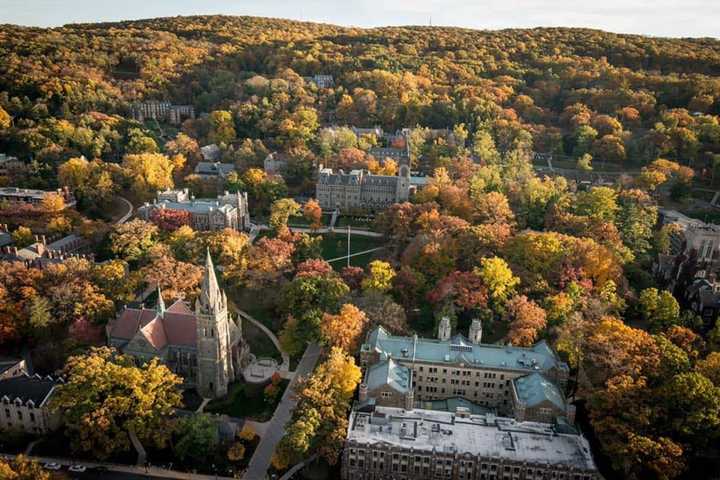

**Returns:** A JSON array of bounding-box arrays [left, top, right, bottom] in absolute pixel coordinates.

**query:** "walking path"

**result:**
[[232, 304, 290, 372], [278, 454, 319, 480], [325, 246, 386, 263], [243, 342, 321, 480], [254, 223, 384, 238], [114, 196, 134, 225]]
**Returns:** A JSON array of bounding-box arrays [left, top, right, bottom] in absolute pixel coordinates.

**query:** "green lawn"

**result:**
[[335, 215, 376, 229], [319, 233, 386, 269], [206, 380, 288, 421], [242, 317, 282, 361]]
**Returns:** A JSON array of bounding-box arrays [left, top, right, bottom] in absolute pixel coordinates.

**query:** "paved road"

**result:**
[[243, 342, 321, 480], [0, 453, 232, 480], [114, 196, 134, 225]]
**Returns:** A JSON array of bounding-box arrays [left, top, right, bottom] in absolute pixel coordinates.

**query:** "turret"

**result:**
[[469, 318, 483, 344], [438, 316, 452, 342], [156, 286, 166, 317]]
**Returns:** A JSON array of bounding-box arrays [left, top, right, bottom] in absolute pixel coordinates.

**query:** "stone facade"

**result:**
[[140, 189, 251, 232], [360, 324, 569, 416], [108, 252, 250, 398], [316, 165, 411, 212], [0, 374, 63, 435], [342, 406, 601, 480], [131, 101, 195, 125]]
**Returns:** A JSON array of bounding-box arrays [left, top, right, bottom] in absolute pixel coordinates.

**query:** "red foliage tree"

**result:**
[[149, 208, 192, 231]]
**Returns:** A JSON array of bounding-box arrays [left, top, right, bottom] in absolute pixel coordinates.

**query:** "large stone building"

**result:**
[[0, 187, 76, 208], [108, 251, 250, 398], [341, 405, 601, 480], [131, 101, 195, 125], [316, 165, 411, 212], [0, 374, 63, 435], [139, 189, 251, 232], [359, 319, 570, 417]]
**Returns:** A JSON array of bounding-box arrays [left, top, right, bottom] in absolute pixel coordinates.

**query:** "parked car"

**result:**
[[69, 465, 87, 472], [43, 462, 62, 471]]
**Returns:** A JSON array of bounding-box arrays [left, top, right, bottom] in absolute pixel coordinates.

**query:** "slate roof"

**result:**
[[0, 374, 62, 406], [154, 199, 235, 215], [0, 358, 23, 376], [365, 358, 410, 394], [362, 327, 567, 375], [195, 162, 236, 176], [513, 372, 566, 410]]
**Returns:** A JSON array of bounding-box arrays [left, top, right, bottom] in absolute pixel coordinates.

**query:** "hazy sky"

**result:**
[[1, 0, 718, 38]]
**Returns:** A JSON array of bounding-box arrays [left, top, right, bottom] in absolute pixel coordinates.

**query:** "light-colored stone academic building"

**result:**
[[316, 165, 411, 212]]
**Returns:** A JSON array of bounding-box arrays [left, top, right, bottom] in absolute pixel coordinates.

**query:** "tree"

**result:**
[[351, 290, 409, 335], [474, 257, 519, 308], [208, 110, 236, 144], [140, 247, 203, 301], [321, 303, 368, 353], [227, 442, 246, 462], [122, 153, 174, 198], [0, 105, 11, 130], [361, 260, 396, 293], [473, 191, 515, 225], [269, 198, 300, 233], [282, 273, 349, 318], [0, 455, 50, 480], [200, 228, 249, 266], [174, 414, 219, 464], [110, 219, 159, 262], [303, 199, 323, 231], [639, 288, 680, 332], [40, 192, 66, 212], [504, 295, 547, 346], [51, 347, 182, 459], [149, 208, 192, 231], [12, 226, 33, 248], [576, 186, 619, 222], [577, 153, 593, 172]]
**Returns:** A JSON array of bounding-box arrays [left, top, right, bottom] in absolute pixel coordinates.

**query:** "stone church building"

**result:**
[[108, 251, 250, 398]]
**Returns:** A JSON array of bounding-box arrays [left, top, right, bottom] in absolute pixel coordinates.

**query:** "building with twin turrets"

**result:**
[[316, 165, 411, 212], [108, 251, 250, 398]]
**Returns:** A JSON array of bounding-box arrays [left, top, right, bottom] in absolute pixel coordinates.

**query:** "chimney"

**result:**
[[404, 389, 414, 411], [358, 383, 368, 403]]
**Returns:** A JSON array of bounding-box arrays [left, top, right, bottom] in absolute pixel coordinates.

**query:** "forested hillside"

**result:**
[[1, 16, 720, 172]]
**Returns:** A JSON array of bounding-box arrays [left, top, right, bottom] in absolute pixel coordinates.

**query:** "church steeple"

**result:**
[[156, 285, 166, 316], [200, 248, 221, 311]]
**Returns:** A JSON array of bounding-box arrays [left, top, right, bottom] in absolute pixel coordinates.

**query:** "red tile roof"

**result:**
[[110, 304, 197, 348], [141, 316, 168, 350], [164, 312, 197, 346]]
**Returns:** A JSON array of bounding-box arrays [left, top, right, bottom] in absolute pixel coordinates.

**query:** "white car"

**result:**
[[43, 462, 62, 471], [69, 465, 87, 472]]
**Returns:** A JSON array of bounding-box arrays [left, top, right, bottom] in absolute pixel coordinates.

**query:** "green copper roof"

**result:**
[[418, 397, 492, 415], [365, 358, 410, 394], [362, 326, 567, 375], [513, 372, 566, 411]]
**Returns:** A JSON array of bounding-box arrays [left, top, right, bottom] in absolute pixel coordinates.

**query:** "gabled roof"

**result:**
[[365, 358, 410, 394], [140, 316, 168, 350], [0, 374, 62, 406], [513, 372, 566, 411]]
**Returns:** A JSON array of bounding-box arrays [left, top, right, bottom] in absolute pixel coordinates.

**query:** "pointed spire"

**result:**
[[156, 285, 166, 316], [201, 248, 221, 308]]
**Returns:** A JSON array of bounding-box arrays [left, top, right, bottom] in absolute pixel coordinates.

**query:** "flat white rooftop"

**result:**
[[348, 406, 597, 471]]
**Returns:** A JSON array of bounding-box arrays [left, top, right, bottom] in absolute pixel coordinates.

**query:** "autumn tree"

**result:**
[[122, 153, 174, 199], [149, 208, 192, 231], [503, 295, 547, 346], [51, 347, 182, 459], [361, 260, 396, 293], [321, 303, 368, 353], [303, 198, 323, 231], [208, 110, 236, 144], [638, 288, 680, 332], [173, 414, 219, 464], [269, 198, 301, 234], [140, 246, 203, 301], [110, 219, 159, 262], [0, 455, 50, 480], [474, 257, 519, 309]]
